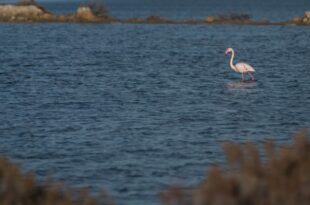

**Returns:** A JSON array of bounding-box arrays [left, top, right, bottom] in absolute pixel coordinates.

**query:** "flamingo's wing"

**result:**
[[235, 62, 255, 72]]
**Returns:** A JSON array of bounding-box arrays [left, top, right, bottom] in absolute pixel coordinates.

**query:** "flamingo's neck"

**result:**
[[230, 50, 236, 71]]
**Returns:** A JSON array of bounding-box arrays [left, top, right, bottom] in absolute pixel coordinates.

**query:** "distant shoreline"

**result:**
[[0, 3, 309, 26]]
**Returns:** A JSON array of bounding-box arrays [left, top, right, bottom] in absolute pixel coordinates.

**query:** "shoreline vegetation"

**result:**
[[0, 0, 309, 25], [161, 130, 310, 205], [1, 130, 310, 205]]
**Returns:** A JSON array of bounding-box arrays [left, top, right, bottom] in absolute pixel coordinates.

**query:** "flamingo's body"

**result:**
[[225, 48, 255, 81]]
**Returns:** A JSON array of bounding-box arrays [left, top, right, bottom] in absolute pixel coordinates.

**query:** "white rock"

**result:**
[[77, 6, 92, 14], [0, 5, 44, 17], [303, 18, 310, 24], [76, 6, 97, 20]]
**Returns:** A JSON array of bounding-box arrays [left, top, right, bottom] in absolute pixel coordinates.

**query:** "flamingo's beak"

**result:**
[[225, 51, 229, 56]]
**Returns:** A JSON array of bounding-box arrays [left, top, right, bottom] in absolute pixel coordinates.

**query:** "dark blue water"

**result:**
[[0, 2, 310, 205]]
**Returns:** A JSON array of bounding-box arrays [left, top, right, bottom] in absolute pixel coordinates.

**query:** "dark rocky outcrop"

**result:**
[[145, 15, 175, 24]]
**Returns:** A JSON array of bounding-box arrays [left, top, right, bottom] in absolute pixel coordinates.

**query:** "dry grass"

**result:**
[[161, 130, 310, 205], [1, 130, 309, 205], [0, 157, 115, 205]]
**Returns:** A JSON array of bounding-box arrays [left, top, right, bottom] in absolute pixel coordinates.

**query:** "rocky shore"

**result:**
[[0, 3, 309, 26], [291, 11, 310, 25], [0, 4, 113, 23]]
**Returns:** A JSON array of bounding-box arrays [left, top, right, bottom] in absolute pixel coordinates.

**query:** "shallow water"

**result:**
[[0, 22, 310, 205]]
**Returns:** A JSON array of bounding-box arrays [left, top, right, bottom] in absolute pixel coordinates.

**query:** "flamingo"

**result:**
[[225, 48, 255, 81]]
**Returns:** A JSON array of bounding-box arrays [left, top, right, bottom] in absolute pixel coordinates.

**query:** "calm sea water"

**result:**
[[0, 1, 310, 205]]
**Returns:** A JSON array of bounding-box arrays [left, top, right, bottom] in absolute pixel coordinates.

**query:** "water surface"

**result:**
[[0, 23, 310, 205]]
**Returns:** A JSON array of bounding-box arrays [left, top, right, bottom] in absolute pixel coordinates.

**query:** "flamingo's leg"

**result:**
[[248, 72, 255, 81], [241, 73, 244, 81]]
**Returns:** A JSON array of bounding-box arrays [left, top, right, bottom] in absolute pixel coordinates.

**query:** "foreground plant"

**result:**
[[161, 130, 310, 205], [0, 157, 114, 205], [1, 130, 309, 205]]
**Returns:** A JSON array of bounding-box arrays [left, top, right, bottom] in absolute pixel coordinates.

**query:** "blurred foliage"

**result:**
[[0, 157, 115, 205], [1, 130, 309, 205], [161, 130, 310, 205]]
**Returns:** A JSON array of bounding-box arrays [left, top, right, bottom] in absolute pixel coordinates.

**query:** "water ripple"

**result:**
[[0, 24, 309, 205]]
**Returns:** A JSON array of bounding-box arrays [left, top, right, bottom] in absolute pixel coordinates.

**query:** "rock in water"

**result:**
[[292, 16, 303, 24], [303, 11, 310, 24], [205, 16, 215, 23], [305, 11, 310, 19], [0, 5, 44, 21], [76, 6, 98, 21]]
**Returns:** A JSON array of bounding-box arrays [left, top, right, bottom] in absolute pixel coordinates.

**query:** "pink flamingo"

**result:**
[[225, 48, 255, 81]]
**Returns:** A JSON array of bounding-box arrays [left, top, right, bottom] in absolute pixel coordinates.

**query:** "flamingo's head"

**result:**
[[225, 48, 233, 56]]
